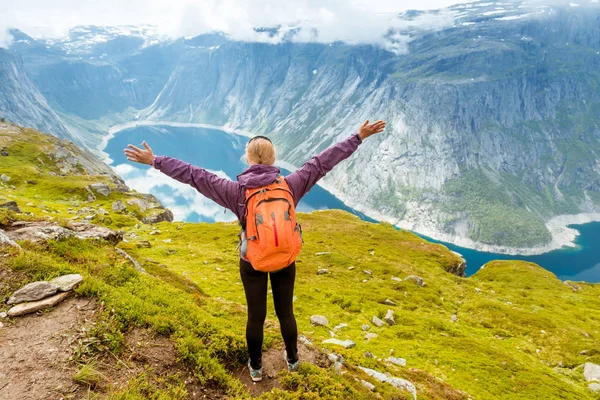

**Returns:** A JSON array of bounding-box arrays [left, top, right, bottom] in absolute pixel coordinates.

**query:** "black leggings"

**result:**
[[239, 258, 298, 370]]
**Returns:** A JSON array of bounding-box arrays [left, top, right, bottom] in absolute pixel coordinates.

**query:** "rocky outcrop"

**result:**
[[7, 292, 71, 317], [358, 366, 417, 399], [7, 282, 60, 305], [141, 209, 174, 224], [0, 201, 21, 213], [49, 274, 83, 292], [4, 221, 122, 244]]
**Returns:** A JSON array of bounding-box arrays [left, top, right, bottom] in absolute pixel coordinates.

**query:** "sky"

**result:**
[[0, 0, 467, 49]]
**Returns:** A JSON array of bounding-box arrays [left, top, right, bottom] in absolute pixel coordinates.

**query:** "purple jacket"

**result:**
[[151, 133, 362, 223]]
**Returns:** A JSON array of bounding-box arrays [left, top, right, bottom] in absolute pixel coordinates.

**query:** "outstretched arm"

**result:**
[[124, 142, 240, 212], [285, 120, 386, 205]]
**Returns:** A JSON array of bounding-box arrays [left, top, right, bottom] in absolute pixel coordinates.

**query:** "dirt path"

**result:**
[[234, 341, 329, 397], [0, 297, 96, 400]]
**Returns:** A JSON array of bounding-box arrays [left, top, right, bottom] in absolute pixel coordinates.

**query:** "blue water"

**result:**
[[105, 125, 600, 283]]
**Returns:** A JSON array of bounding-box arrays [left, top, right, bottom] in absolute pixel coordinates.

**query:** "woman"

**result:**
[[124, 120, 386, 382]]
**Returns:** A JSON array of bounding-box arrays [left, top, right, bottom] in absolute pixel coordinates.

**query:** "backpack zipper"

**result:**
[[271, 212, 279, 247]]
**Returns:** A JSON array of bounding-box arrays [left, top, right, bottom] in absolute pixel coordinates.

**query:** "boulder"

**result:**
[[1, 148, 8, 156], [4, 221, 122, 244], [142, 209, 174, 224], [322, 339, 356, 349], [0, 229, 20, 249], [90, 183, 111, 197], [7, 291, 71, 317], [7, 281, 60, 305], [584, 363, 600, 382], [70, 223, 123, 244], [310, 315, 329, 326], [49, 274, 83, 292], [384, 310, 396, 326], [127, 198, 149, 212], [0, 201, 21, 213], [112, 200, 127, 212], [372, 316, 385, 327], [589, 383, 600, 393], [386, 357, 407, 367], [358, 367, 417, 399], [405, 275, 425, 287]]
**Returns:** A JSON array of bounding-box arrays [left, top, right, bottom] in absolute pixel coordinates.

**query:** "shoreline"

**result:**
[[102, 120, 599, 257]]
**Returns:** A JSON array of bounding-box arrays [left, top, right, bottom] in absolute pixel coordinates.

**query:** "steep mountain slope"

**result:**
[[6, 0, 600, 251], [0, 48, 72, 139], [1, 122, 600, 399]]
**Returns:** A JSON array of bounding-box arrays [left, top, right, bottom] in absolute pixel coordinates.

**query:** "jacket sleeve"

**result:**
[[285, 133, 362, 205], [151, 156, 240, 212]]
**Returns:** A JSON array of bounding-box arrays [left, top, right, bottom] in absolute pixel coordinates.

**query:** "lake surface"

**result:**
[[105, 125, 600, 283]]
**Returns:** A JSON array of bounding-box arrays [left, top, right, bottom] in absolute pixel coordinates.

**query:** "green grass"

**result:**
[[1, 124, 600, 399]]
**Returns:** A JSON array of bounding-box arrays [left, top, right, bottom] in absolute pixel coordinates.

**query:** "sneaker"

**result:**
[[283, 350, 299, 372], [248, 359, 263, 382]]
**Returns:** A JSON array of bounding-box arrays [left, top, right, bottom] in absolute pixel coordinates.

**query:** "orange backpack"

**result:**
[[240, 177, 303, 272]]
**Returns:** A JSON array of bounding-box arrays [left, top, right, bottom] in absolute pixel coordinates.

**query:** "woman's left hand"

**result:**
[[124, 141, 155, 165]]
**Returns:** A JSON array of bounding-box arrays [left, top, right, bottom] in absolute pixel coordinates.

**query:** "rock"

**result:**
[[362, 324, 371, 331], [405, 275, 425, 287], [112, 200, 127, 212], [447, 252, 467, 277], [362, 279, 368, 283], [584, 363, 600, 382], [127, 198, 150, 212], [317, 268, 329, 275], [475, 287, 482, 294], [90, 183, 111, 197], [0, 201, 21, 213], [150, 230, 161, 235], [361, 380, 376, 391], [359, 367, 417, 399], [7, 281, 60, 305], [1, 148, 8, 156], [372, 316, 385, 327], [369, 250, 375, 255], [1, 174, 11, 182], [322, 339, 356, 349], [333, 362, 343, 374], [299, 335, 313, 346], [4, 221, 121, 244], [328, 353, 340, 363], [391, 276, 402, 282], [115, 248, 147, 274], [163, 239, 173, 243], [142, 209, 174, 224], [0, 229, 21, 249], [451, 314, 459, 323], [334, 323, 348, 330], [136, 240, 151, 248], [0, 312, 8, 318], [348, 266, 355, 270], [364, 351, 375, 359], [384, 298, 397, 306], [87, 193, 96, 202], [589, 383, 600, 393], [315, 252, 331, 255], [386, 357, 407, 366], [7, 291, 71, 317], [384, 310, 395, 326], [69, 223, 123, 244], [0, 321, 3, 328], [49, 274, 83, 292], [363, 270, 372, 275], [310, 315, 329, 326], [365, 333, 378, 341]]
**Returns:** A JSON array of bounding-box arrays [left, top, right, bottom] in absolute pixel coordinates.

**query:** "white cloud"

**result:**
[[1, 0, 463, 51], [0, 22, 13, 48], [114, 163, 237, 222]]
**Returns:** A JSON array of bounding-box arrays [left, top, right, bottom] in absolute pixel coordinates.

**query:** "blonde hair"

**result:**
[[246, 137, 276, 165]]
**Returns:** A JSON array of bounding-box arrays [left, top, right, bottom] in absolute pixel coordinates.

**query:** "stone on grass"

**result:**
[[0, 201, 21, 213], [589, 383, 600, 393], [7, 281, 60, 305], [391, 276, 402, 282], [0, 229, 21, 249], [334, 323, 348, 331], [384, 310, 396, 326], [372, 316, 385, 327], [359, 367, 417, 399], [362, 279, 368, 283], [112, 200, 127, 212], [386, 357, 407, 367], [49, 274, 83, 292], [451, 314, 459, 323], [362, 324, 371, 331], [1, 174, 11, 182], [361, 380, 376, 391], [384, 299, 397, 306], [310, 315, 329, 326], [363, 270, 372, 275], [299, 335, 313, 346], [333, 362, 343, 374], [317, 268, 329, 275], [0, 312, 8, 318], [7, 292, 71, 317], [142, 209, 174, 224], [364, 351, 375, 359], [90, 183, 111, 197], [405, 275, 424, 287], [322, 338, 356, 349], [127, 198, 149, 211], [348, 266, 355, 270], [584, 363, 600, 382], [137, 240, 151, 248], [315, 252, 331, 256], [365, 333, 378, 341]]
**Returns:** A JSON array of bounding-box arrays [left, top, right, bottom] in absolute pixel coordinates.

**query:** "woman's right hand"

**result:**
[[358, 120, 386, 141], [124, 141, 155, 165]]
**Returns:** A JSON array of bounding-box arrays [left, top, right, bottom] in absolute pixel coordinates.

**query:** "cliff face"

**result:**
[[5, 1, 600, 249]]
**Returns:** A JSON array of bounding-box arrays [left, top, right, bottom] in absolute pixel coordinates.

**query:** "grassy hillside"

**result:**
[[1, 123, 599, 399]]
